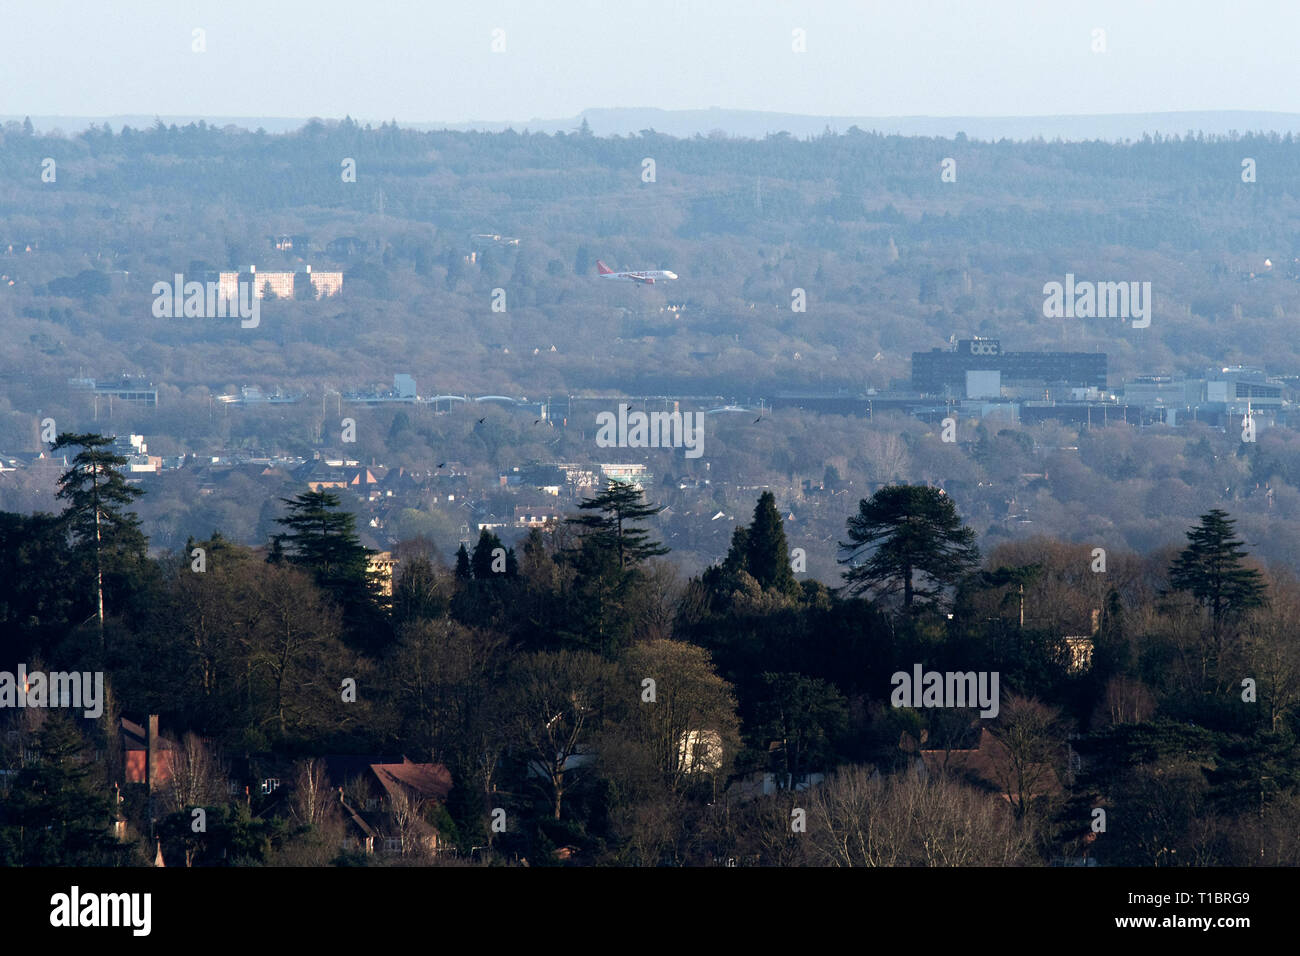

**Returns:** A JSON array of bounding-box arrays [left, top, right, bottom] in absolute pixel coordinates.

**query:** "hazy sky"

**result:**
[[3, 0, 1296, 122]]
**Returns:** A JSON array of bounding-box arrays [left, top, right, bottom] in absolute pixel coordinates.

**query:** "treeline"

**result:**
[[15, 402, 1298, 589], [4, 114, 1300, 414], [2, 436, 1299, 866], [5, 118, 1300, 218]]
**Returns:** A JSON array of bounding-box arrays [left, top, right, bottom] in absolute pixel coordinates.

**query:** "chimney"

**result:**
[[146, 714, 159, 793]]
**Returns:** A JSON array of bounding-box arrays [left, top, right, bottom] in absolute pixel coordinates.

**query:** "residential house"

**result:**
[[323, 756, 454, 856], [901, 725, 1065, 804]]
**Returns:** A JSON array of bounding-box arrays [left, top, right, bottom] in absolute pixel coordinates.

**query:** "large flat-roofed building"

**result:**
[[1122, 368, 1284, 417], [1122, 375, 1201, 408], [69, 377, 159, 406], [912, 338, 1107, 397], [218, 265, 342, 300], [1205, 366, 1283, 414]]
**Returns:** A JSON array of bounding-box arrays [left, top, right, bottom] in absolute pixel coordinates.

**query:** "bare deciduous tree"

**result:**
[[500, 650, 616, 820], [803, 765, 1034, 867], [162, 732, 226, 816], [986, 694, 1071, 819], [290, 758, 336, 829], [611, 640, 740, 797], [1240, 569, 1300, 731], [387, 786, 430, 858], [1094, 675, 1156, 729]]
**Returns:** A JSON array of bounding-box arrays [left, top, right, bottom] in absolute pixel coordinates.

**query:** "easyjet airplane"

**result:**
[[596, 260, 678, 284]]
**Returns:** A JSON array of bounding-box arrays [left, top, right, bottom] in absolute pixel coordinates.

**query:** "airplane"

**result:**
[[596, 260, 678, 285]]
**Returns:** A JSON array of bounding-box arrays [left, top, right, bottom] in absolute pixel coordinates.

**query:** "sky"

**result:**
[[1, 0, 1297, 123]]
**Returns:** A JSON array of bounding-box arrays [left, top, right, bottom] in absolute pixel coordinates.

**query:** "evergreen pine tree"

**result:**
[[561, 483, 668, 656], [1091, 588, 1131, 678], [745, 491, 798, 595], [0, 512, 78, 659], [271, 490, 384, 646], [471, 528, 505, 579], [839, 484, 979, 609], [0, 715, 122, 866], [721, 525, 750, 575], [454, 542, 472, 581], [1168, 509, 1266, 634], [52, 432, 148, 645], [566, 481, 667, 570]]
